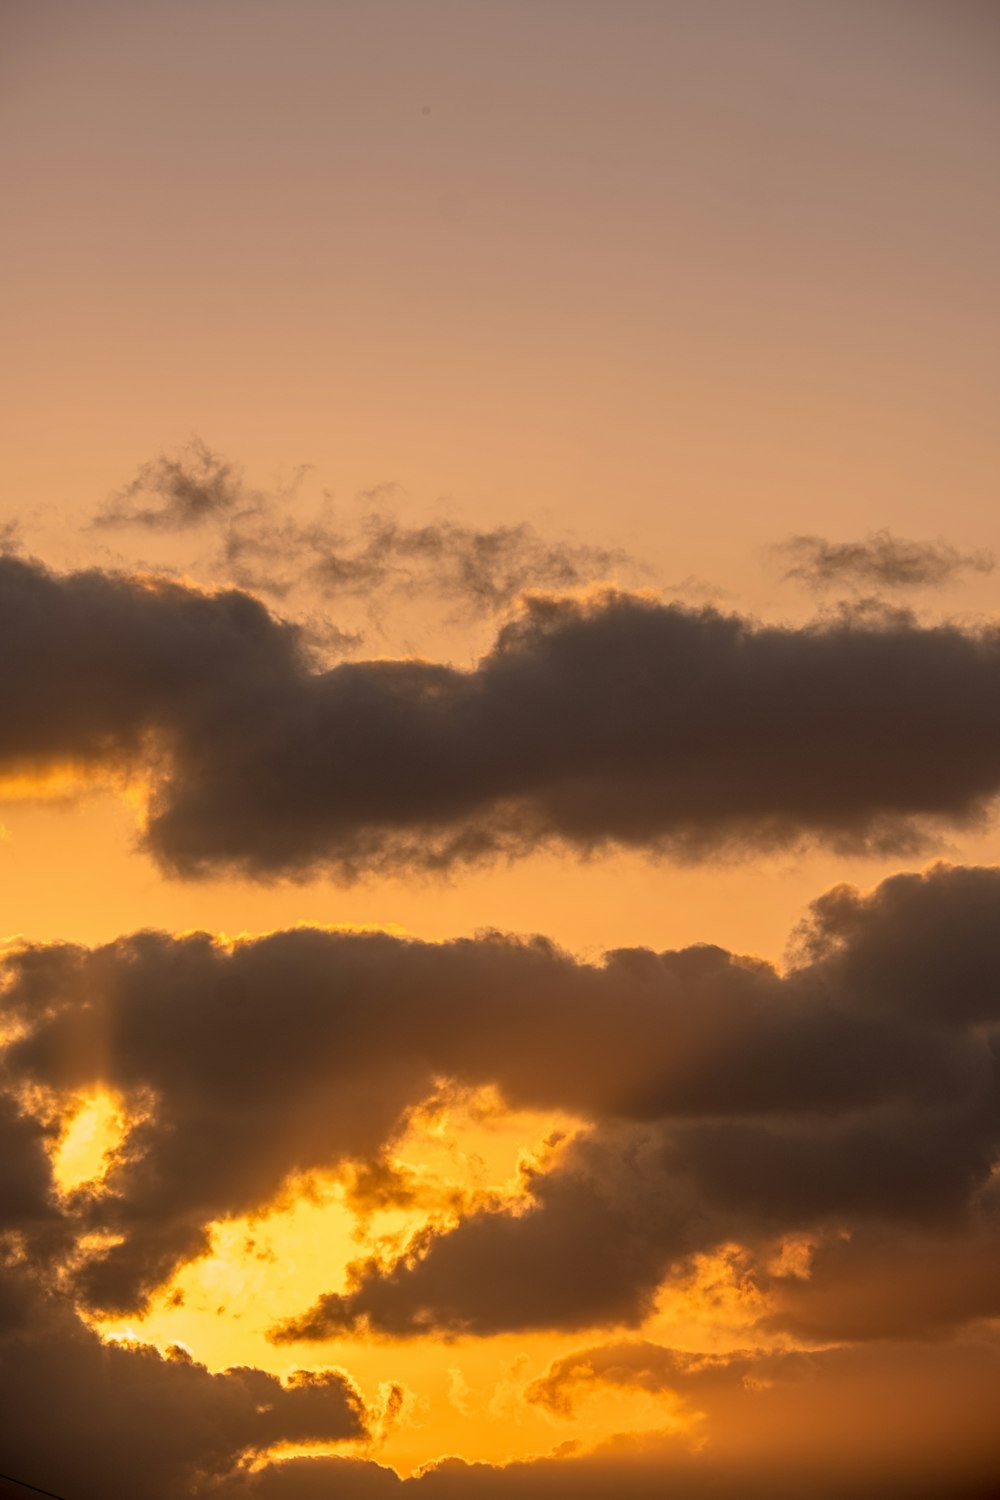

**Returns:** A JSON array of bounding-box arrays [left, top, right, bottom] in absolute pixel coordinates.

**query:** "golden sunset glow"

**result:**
[[94, 1202, 765, 1476], [2, 4, 999, 1499], [52, 1090, 128, 1194]]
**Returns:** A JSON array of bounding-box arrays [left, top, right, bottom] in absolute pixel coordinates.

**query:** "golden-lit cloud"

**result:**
[[2, 860, 999, 1493]]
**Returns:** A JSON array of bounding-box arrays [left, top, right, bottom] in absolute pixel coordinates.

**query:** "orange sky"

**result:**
[[1, 5, 999, 1499]]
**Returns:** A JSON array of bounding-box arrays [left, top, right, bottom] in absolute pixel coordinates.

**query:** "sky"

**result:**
[[1, 3, 999, 1498]]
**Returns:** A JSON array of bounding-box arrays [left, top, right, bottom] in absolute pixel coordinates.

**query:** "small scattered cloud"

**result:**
[[776, 530, 993, 591], [0, 518, 22, 554], [94, 437, 256, 531], [91, 440, 632, 624]]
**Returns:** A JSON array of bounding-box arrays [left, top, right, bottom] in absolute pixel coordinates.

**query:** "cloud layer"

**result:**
[[1, 864, 996, 1338], [0, 1259, 366, 1500], [8, 556, 1000, 877], [1, 863, 998, 1498]]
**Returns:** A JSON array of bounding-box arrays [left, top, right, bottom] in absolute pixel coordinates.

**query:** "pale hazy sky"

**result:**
[[3, 0, 1000, 960], [4, 0, 998, 566]]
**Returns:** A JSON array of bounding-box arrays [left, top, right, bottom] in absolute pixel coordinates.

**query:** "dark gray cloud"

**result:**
[[790, 862, 1000, 1025], [0, 551, 300, 777], [273, 1097, 998, 1341], [0, 1066, 366, 1500], [2, 867, 1000, 1500], [0, 1259, 365, 1500], [777, 530, 994, 591], [265, 866, 1000, 1343], [515, 1336, 1000, 1500], [757, 1224, 1000, 1342], [2, 864, 997, 1333], [1, 1304, 995, 1500], [4, 1272, 988, 1500], [133, 591, 1000, 876], [10, 556, 1000, 876], [0, 1092, 58, 1236], [0, 1066, 367, 1500], [270, 1126, 693, 1341]]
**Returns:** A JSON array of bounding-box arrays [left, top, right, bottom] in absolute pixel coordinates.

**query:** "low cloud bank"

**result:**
[[1, 864, 996, 1335], [7, 556, 1000, 877], [1, 863, 998, 1498]]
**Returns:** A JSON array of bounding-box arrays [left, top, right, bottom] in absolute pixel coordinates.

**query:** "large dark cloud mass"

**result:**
[[8, 555, 1000, 877], [1, 864, 999, 1498], [274, 1101, 998, 1342], [2, 864, 997, 1337], [0, 1261, 366, 1500], [2, 1308, 996, 1500], [0, 1055, 366, 1500], [4, 550, 1000, 1499]]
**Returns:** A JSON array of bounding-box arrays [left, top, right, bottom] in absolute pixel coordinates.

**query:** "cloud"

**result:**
[[2, 865, 999, 1498], [221, 1333, 1000, 1499], [756, 1223, 1000, 1342], [10, 557, 1000, 876], [0, 517, 21, 553], [0, 1090, 58, 1238], [92, 439, 629, 617], [516, 1336, 1000, 1499], [1, 864, 997, 1334], [777, 531, 993, 591], [0, 1259, 366, 1500], [0, 551, 300, 782], [523, 1339, 811, 1415], [2, 1262, 996, 1500], [94, 438, 253, 531], [272, 1100, 998, 1341], [0, 953, 371, 1500], [224, 509, 628, 616]]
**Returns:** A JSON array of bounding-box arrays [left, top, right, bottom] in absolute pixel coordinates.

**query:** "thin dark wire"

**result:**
[[0, 1475, 70, 1500]]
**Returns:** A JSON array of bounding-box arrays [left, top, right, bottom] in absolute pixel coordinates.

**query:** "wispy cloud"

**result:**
[[776, 530, 993, 591], [93, 439, 630, 620], [94, 437, 254, 532]]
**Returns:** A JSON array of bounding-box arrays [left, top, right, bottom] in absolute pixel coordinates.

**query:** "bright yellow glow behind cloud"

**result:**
[[0, 762, 135, 805], [52, 1089, 128, 1194], [86, 1088, 777, 1475]]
